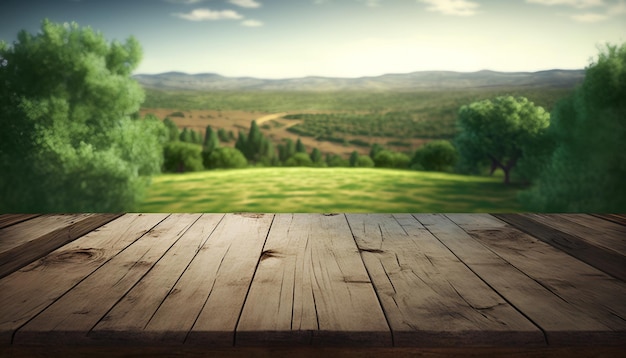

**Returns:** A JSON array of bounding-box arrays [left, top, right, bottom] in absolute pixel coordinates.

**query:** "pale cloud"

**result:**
[[525, 0, 604, 8], [229, 0, 261, 8], [242, 19, 264, 27], [173, 8, 243, 21], [418, 0, 480, 16], [608, 0, 626, 14]]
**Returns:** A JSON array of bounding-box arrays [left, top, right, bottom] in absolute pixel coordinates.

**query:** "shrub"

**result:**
[[204, 147, 248, 169], [374, 150, 410, 169], [412, 140, 458, 172], [163, 142, 203, 173], [285, 152, 314, 167]]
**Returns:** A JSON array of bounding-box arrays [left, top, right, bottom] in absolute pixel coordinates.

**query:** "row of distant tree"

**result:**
[[157, 117, 459, 173], [1, 20, 623, 212]]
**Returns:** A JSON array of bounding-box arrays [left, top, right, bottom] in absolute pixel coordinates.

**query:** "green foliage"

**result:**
[[295, 138, 307, 153], [310, 147, 323, 164], [369, 143, 385, 159], [326, 154, 350, 167], [203, 125, 219, 153], [217, 128, 231, 142], [455, 96, 550, 184], [163, 117, 180, 142], [163, 142, 203, 173], [278, 138, 296, 162], [355, 155, 375, 168], [0, 19, 162, 212], [349, 151, 359, 167], [204, 147, 248, 169], [521, 43, 626, 212], [374, 150, 410, 169], [412, 140, 458, 172], [285, 152, 313, 167]]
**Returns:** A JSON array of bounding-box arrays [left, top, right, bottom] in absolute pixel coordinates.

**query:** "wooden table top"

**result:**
[[0, 213, 624, 354]]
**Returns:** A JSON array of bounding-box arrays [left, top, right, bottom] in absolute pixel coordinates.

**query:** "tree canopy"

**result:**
[[521, 42, 626, 212], [454, 96, 550, 184], [0, 19, 165, 212]]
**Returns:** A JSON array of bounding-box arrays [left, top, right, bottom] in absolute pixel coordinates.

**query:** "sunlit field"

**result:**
[[137, 168, 522, 213]]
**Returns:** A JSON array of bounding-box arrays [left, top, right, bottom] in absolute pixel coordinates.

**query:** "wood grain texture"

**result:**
[[415, 214, 621, 346], [0, 214, 168, 344], [13, 214, 200, 345], [0, 214, 40, 230], [494, 213, 626, 282], [148, 213, 274, 347], [591, 214, 626, 226], [0, 213, 123, 279], [90, 214, 224, 343], [448, 214, 626, 333], [345, 214, 542, 347], [525, 214, 626, 256], [237, 214, 391, 347]]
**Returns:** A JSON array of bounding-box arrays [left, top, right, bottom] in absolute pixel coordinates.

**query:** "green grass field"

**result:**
[[137, 168, 523, 213]]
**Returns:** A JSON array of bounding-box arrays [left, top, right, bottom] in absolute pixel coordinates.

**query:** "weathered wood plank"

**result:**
[[0, 214, 168, 344], [142, 213, 274, 346], [13, 214, 201, 345], [345, 214, 542, 347], [0, 213, 123, 279], [448, 213, 626, 333], [89, 214, 224, 343], [519, 214, 626, 257], [415, 214, 622, 346], [494, 213, 626, 282], [237, 214, 391, 347], [0, 214, 41, 230], [591, 214, 626, 226]]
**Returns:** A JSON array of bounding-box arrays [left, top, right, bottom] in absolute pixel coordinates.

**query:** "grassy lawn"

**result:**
[[137, 168, 523, 213]]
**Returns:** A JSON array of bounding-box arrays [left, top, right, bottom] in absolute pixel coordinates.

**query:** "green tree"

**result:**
[[369, 143, 384, 159], [310, 147, 323, 164], [521, 43, 626, 212], [374, 150, 410, 169], [349, 151, 359, 167], [411, 140, 458, 172], [285, 152, 314, 167], [235, 131, 248, 158], [163, 142, 203, 173], [163, 117, 179, 142], [355, 155, 375, 168], [246, 120, 263, 163], [326, 154, 349, 167], [217, 128, 230, 142], [204, 147, 248, 169], [455, 96, 550, 184], [278, 138, 296, 163], [203, 125, 219, 153], [0, 20, 164, 212], [295, 138, 307, 153]]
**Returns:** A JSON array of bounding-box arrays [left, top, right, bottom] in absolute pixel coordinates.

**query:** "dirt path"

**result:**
[[255, 112, 289, 125]]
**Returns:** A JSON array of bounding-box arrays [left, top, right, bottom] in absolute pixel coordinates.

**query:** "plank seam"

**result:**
[[345, 214, 395, 347], [86, 214, 203, 337], [232, 214, 276, 347], [589, 213, 626, 227], [493, 213, 626, 282], [142, 214, 226, 330], [10, 213, 172, 345], [414, 214, 549, 346]]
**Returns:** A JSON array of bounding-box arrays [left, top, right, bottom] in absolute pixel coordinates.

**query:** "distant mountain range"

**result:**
[[133, 69, 585, 91]]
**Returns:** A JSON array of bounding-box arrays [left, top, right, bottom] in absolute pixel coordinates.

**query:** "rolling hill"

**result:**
[[133, 69, 585, 92]]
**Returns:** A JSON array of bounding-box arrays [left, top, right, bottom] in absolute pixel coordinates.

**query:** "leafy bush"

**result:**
[[163, 142, 203, 173], [169, 111, 185, 117], [204, 147, 248, 169], [412, 140, 458, 172], [374, 150, 410, 169], [285, 152, 314, 167]]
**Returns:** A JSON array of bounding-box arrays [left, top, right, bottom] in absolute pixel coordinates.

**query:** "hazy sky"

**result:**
[[1, 0, 624, 78]]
